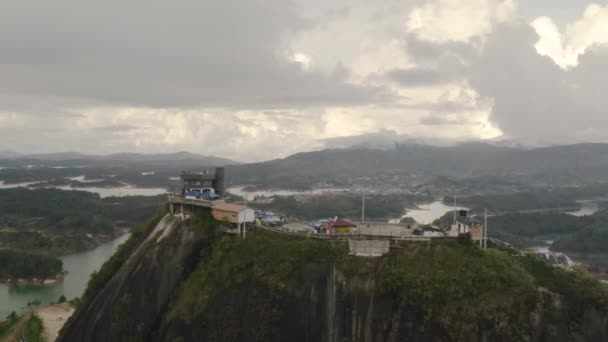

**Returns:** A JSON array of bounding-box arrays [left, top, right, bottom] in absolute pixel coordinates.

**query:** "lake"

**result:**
[[0, 181, 167, 198], [567, 202, 600, 217], [391, 201, 468, 225], [0, 234, 130, 318], [227, 186, 347, 200], [0, 181, 39, 189], [54, 185, 167, 198]]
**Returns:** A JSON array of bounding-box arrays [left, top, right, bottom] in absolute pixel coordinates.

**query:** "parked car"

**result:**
[[184, 188, 220, 200]]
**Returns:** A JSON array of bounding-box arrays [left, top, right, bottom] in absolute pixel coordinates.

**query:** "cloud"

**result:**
[[392, 2, 608, 146], [0, 0, 387, 110], [407, 0, 517, 43], [386, 67, 449, 86], [404, 35, 476, 63], [467, 21, 608, 144], [5, 0, 606, 161], [532, 4, 608, 68], [384, 52, 469, 87]]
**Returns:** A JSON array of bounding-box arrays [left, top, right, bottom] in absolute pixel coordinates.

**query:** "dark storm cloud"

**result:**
[[0, 0, 387, 110], [385, 38, 470, 87], [466, 22, 608, 144], [390, 18, 608, 145]]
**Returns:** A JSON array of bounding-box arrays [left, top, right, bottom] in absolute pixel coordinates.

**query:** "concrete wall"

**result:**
[[348, 239, 390, 257], [214, 208, 255, 224], [354, 222, 413, 238], [237, 209, 255, 223], [213, 209, 239, 224]]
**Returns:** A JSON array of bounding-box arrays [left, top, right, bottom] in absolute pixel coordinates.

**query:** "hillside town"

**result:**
[[171, 168, 577, 268]]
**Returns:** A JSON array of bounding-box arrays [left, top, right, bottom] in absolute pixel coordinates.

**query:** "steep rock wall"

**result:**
[[59, 214, 212, 342], [154, 262, 446, 342], [59, 215, 608, 342]]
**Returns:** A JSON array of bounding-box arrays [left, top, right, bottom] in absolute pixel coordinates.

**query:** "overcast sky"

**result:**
[[1, 0, 607, 161]]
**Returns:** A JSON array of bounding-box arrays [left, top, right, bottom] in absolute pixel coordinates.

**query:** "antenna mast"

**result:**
[[484, 208, 488, 249], [361, 192, 365, 223], [453, 195, 457, 225]]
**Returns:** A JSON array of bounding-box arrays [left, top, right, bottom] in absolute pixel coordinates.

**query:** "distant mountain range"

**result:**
[[320, 130, 529, 151], [227, 142, 608, 188], [7, 143, 608, 189], [1, 151, 239, 166]]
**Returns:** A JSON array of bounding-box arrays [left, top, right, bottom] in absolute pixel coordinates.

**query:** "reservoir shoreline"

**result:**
[[0, 233, 130, 318]]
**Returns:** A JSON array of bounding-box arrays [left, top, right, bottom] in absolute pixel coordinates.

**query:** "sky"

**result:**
[[1, 0, 607, 162]]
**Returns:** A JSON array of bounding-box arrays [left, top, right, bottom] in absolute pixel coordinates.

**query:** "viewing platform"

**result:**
[[168, 193, 218, 208], [167, 194, 224, 216]]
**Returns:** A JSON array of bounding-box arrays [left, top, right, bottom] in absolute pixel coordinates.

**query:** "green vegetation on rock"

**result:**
[[80, 205, 168, 308], [60, 206, 608, 342], [167, 229, 344, 321], [23, 314, 44, 342], [0, 312, 19, 339], [378, 241, 539, 340]]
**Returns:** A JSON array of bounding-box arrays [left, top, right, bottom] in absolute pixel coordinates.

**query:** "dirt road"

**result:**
[[35, 304, 75, 342], [3, 313, 32, 342]]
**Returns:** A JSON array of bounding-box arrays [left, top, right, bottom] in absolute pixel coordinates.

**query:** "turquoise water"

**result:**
[[0, 234, 130, 318]]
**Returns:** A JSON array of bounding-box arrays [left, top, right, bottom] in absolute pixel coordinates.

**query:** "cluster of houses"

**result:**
[[307, 218, 357, 234], [254, 210, 284, 226], [254, 211, 359, 235], [2, 273, 66, 287], [413, 210, 485, 241], [251, 208, 486, 240], [531, 251, 576, 268], [178, 171, 489, 242]]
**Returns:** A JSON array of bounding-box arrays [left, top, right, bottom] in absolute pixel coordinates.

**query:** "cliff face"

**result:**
[[155, 261, 447, 342], [58, 213, 214, 342], [59, 209, 608, 342]]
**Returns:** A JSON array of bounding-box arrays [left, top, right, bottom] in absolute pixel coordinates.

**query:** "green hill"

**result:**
[[58, 207, 608, 342]]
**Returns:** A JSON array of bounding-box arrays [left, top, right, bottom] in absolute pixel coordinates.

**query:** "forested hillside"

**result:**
[[227, 143, 608, 189], [0, 188, 164, 279]]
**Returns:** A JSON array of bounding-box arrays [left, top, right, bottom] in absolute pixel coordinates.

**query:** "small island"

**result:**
[[0, 187, 165, 286], [0, 249, 64, 285]]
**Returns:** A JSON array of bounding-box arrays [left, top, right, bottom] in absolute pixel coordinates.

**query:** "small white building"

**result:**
[[449, 210, 483, 239]]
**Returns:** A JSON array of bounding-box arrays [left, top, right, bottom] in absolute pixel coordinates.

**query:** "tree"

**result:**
[[58, 295, 67, 304], [457, 232, 473, 245], [6, 311, 18, 323]]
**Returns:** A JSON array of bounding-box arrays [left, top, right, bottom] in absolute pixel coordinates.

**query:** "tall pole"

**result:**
[[484, 208, 488, 249], [452, 196, 457, 225], [361, 192, 365, 223], [243, 194, 248, 239]]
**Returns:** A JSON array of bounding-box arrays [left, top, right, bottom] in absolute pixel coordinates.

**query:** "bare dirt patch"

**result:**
[[35, 304, 74, 342]]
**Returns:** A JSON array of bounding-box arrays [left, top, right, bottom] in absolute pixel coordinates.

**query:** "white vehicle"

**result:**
[[184, 188, 220, 200]]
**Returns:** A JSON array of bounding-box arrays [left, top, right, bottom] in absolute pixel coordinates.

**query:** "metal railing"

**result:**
[[255, 224, 432, 242]]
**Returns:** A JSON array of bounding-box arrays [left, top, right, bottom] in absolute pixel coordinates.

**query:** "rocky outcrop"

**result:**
[[58, 214, 212, 342], [59, 210, 608, 342], [154, 262, 446, 342]]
